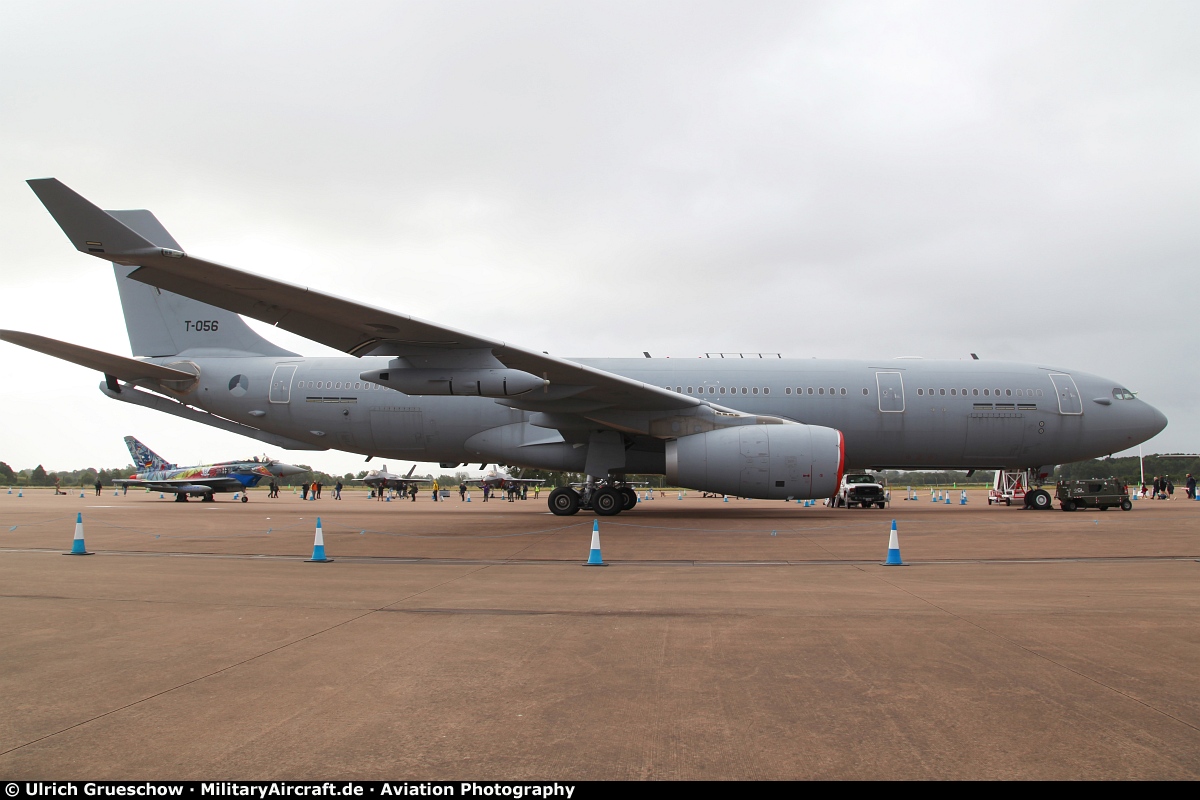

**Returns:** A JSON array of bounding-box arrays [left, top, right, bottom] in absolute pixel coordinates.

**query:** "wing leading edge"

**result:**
[[28, 179, 788, 436]]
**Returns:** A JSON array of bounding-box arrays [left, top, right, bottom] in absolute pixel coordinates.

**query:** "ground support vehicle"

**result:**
[[988, 469, 1055, 510], [831, 473, 889, 508], [1055, 479, 1132, 512]]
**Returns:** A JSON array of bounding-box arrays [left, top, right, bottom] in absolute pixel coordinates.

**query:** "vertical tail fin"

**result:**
[[124, 436, 173, 471], [107, 209, 295, 358], [28, 179, 295, 359]]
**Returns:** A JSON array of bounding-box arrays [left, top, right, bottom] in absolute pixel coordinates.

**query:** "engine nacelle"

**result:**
[[665, 424, 844, 500], [361, 368, 546, 397]]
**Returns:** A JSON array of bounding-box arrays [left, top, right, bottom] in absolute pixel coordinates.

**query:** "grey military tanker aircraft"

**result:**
[[0, 179, 1168, 516]]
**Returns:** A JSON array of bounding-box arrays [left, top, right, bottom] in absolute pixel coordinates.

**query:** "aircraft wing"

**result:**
[[112, 478, 219, 493], [26, 179, 718, 418], [0, 330, 198, 385]]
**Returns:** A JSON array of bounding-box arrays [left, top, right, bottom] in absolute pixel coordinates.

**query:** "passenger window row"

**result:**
[[298, 381, 385, 391], [918, 387, 1044, 398], [672, 386, 773, 396]]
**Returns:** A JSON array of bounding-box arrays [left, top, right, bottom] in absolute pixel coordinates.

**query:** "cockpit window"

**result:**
[[1112, 388, 1135, 400]]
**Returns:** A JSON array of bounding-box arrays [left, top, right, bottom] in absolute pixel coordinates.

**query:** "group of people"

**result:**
[[1140, 475, 1191, 500], [372, 480, 421, 501], [296, 480, 343, 500]]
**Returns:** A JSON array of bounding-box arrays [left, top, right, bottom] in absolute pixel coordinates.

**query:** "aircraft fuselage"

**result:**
[[133, 355, 1166, 475]]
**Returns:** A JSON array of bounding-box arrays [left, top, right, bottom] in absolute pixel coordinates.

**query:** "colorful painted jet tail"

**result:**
[[124, 435, 173, 471]]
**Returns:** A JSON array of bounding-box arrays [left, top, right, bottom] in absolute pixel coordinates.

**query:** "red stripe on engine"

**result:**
[[834, 429, 846, 489]]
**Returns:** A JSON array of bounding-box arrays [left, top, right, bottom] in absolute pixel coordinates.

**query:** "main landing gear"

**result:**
[[548, 480, 641, 517]]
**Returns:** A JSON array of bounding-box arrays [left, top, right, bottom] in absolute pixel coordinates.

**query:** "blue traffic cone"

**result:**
[[678, 492, 683, 500], [64, 512, 93, 555], [723, 495, 729, 503], [960, 491, 967, 505], [882, 519, 906, 566], [6, 487, 10, 494], [159, 493, 164, 499], [584, 520, 607, 566], [79, 491, 84, 498], [114, 490, 119, 496], [945, 493, 951, 504], [233, 492, 240, 501], [18, 490, 23, 498], [466, 494, 472, 502], [306, 517, 332, 562]]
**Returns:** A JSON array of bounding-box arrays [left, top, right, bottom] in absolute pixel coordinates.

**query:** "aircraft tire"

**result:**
[[593, 487, 622, 516], [548, 487, 580, 516], [619, 487, 637, 511], [1028, 489, 1052, 510], [174, 493, 188, 503], [241, 495, 249, 503]]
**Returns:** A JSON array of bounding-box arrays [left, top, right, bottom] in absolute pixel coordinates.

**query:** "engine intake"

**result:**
[[665, 424, 844, 500], [361, 367, 546, 397]]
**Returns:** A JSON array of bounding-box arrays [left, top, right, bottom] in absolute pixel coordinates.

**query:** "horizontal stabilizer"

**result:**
[[27, 179, 158, 257], [0, 330, 197, 383]]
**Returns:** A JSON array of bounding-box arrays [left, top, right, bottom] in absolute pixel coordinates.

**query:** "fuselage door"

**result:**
[[876, 371, 905, 412], [269, 364, 298, 404], [1049, 373, 1083, 415]]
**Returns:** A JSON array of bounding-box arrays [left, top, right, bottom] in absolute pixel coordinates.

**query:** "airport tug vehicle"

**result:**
[[1055, 479, 1132, 512]]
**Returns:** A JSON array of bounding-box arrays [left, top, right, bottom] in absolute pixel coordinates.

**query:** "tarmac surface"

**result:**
[[1, 486, 1198, 779]]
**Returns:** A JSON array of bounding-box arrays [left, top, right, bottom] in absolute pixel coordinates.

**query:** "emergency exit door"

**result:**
[[1049, 373, 1083, 415], [269, 364, 298, 403], [876, 371, 905, 412]]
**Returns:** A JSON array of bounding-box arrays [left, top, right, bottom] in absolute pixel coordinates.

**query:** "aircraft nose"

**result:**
[[275, 463, 306, 477], [1142, 402, 1168, 439]]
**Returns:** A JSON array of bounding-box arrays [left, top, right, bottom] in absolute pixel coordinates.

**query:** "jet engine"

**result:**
[[665, 424, 844, 500], [361, 368, 546, 397]]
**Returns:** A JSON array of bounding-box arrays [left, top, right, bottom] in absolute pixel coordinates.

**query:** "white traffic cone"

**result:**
[[583, 519, 607, 566], [305, 517, 333, 562], [882, 519, 906, 566], [65, 512, 93, 555]]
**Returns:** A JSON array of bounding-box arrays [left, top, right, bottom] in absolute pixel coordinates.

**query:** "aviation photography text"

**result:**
[[11, 784, 578, 800]]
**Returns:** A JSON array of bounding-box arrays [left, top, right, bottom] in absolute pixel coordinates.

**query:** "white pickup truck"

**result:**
[[830, 473, 890, 508]]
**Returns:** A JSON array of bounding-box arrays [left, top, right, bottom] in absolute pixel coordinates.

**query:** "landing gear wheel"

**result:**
[[1028, 489, 1052, 510], [593, 487, 622, 516], [201, 494, 215, 503], [619, 487, 637, 511], [1062, 500, 1076, 512], [548, 487, 581, 516], [1121, 499, 1132, 511], [174, 493, 188, 502], [240, 495, 249, 503]]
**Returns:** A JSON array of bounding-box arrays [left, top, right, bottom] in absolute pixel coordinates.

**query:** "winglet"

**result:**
[[27, 178, 159, 258]]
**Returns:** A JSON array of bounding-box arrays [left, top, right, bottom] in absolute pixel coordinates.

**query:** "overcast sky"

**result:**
[[1, 0, 1196, 476]]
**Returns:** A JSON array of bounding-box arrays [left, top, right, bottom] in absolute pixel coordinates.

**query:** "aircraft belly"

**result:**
[[370, 407, 425, 453]]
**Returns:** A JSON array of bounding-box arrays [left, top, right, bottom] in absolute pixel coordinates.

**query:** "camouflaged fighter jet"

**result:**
[[0, 179, 1168, 517], [114, 435, 304, 502], [354, 464, 430, 494]]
